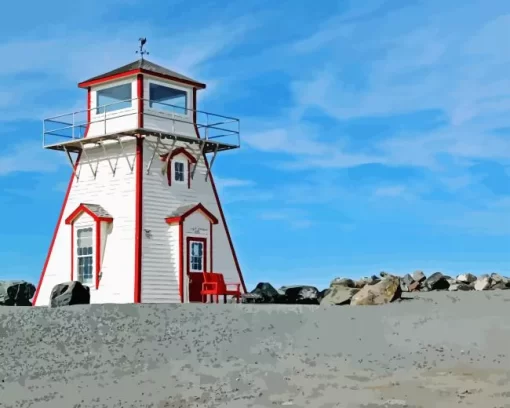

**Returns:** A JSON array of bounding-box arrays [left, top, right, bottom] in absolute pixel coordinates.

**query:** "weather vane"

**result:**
[[136, 37, 149, 60]]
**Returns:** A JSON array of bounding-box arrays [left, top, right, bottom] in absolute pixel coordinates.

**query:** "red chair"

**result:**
[[201, 272, 242, 303]]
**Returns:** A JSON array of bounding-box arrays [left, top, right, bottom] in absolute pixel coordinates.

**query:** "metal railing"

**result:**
[[42, 98, 241, 148]]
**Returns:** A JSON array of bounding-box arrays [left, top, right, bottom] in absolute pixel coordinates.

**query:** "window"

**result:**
[[76, 227, 94, 285], [96, 83, 132, 114], [189, 242, 204, 272], [174, 161, 185, 182], [149, 83, 187, 115]]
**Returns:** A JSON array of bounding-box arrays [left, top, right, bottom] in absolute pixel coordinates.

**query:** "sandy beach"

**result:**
[[1, 290, 510, 407]]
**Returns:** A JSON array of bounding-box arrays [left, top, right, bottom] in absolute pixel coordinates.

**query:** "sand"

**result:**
[[1, 290, 510, 407]]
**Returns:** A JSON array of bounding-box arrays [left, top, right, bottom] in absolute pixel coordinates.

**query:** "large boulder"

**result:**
[[330, 278, 355, 288], [400, 274, 415, 292], [0, 281, 36, 306], [456, 273, 477, 284], [474, 276, 491, 291], [351, 276, 402, 306], [412, 270, 426, 283], [320, 286, 359, 306], [50, 281, 90, 307], [250, 282, 286, 303], [424, 272, 450, 291], [279, 285, 319, 304], [449, 283, 474, 292], [490, 273, 510, 288]]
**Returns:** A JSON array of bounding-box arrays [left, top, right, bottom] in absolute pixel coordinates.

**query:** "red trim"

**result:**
[[95, 221, 101, 289], [78, 68, 206, 90], [186, 236, 207, 302], [33, 89, 92, 305], [178, 221, 184, 302], [70, 226, 74, 281], [210, 221, 213, 272], [165, 203, 219, 225], [161, 147, 197, 188], [65, 204, 113, 224], [134, 137, 143, 303], [191, 88, 247, 293], [137, 74, 144, 128]]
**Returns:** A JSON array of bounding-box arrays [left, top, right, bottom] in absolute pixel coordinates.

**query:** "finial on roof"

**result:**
[[136, 37, 149, 62]]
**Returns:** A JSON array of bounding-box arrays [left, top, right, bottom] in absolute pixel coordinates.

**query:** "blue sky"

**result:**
[[1, 0, 510, 290]]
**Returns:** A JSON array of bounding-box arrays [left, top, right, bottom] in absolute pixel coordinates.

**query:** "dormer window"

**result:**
[[148, 81, 188, 115], [174, 161, 185, 183], [96, 83, 132, 114], [160, 147, 197, 189]]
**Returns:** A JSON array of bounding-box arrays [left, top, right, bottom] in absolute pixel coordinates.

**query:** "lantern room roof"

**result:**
[[78, 58, 206, 89]]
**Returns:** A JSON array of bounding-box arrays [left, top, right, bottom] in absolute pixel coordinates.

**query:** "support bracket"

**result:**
[[205, 143, 219, 182], [161, 137, 177, 175], [146, 136, 161, 174], [101, 142, 117, 176], [79, 141, 98, 178], [63, 146, 79, 181], [191, 140, 206, 179], [117, 135, 135, 172]]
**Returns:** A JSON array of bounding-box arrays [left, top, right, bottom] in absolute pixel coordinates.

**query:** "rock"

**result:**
[[351, 276, 401, 306], [408, 281, 421, 292], [490, 273, 510, 288], [490, 282, 509, 290], [250, 282, 284, 303], [241, 293, 265, 303], [279, 286, 319, 304], [412, 270, 426, 283], [424, 272, 450, 291], [474, 276, 491, 291], [400, 274, 415, 292], [0, 281, 36, 306], [50, 281, 90, 307], [449, 283, 473, 292], [317, 288, 331, 302], [320, 286, 359, 306], [330, 278, 355, 288], [380, 271, 388, 277], [456, 273, 477, 284]]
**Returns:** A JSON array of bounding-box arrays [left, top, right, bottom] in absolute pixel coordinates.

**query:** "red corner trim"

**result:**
[[178, 220, 184, 302], [165, 203, 219, 225], [70, 226, 74, 281], [137, 74, 144, 128], [134, 137, 143, 303], [191, 88, 247, 293], [95, 220, 101, 290], [78, 68, 206, 90], [65, 204, 113, 225], [33, 88, 92, 306], [210, 221, 213, 272]]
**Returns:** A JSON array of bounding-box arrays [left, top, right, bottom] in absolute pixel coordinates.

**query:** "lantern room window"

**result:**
[[149, 82, 188, 115], [96, 83, 132, 114]]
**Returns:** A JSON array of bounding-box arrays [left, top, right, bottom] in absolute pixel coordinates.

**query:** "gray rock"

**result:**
[[474, 276, 491, 291], [0, 281, 36, 306], [279, 285, 319, 304], [351, 276, 402, 306], [412, 270, 426, 283], [449, 283, 473, 292], [491, 282, 509, 290], [50, 281, 90, 308], [400, 274, 415, 292], [320, 286, 359, 306], [330, 278, 355, 288], [250, 282, 281, 303], [456, 273, 477, 284], [490, 273, 510, 288], [424, 272, 450, 291]]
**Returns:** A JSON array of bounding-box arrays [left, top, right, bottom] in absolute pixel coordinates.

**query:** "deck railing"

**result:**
[[42, 98, 241, 149]]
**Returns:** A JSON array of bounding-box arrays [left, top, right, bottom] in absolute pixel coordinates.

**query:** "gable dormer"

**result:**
[[77, 59, 206, 139], [160, 147, 198, 188]]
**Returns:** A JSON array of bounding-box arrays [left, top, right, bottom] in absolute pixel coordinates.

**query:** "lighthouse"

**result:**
[[33, 40, 247, 306]]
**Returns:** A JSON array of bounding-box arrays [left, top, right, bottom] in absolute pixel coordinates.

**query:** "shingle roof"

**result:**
[[167, 203, 199, 218], [81, 203, 112, 219], [79, 59, 205, 88]]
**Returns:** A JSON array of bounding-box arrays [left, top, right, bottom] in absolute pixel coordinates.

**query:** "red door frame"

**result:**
[[186, 236, 208, 302]]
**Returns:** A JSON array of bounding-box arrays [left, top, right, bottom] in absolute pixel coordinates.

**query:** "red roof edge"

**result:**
[[165, 203, 219, 225], [65, 204, 114, 225]]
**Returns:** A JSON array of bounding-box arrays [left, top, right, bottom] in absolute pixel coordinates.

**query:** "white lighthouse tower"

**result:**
[[33, 39, 247, 306]]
